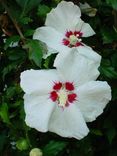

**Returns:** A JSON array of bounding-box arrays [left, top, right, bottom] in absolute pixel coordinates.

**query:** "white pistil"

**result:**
[[69, 35, 82, 46], [58, 89, 68, 107]]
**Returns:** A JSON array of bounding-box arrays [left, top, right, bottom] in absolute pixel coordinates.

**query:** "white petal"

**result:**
[[74, 18, 95, 37], [76, 81, 111, 122], [81, 22, 95, 37], [54, 49, 100, 86], [45, 1, 81, 33], [24, 94, 55, 132], [49, 104, 89, 139], [33, 26, 69, 52], [20, 69, 59, 94], [77, 46, 101, 68]]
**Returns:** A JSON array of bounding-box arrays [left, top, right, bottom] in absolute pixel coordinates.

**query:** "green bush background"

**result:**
[[0, 0, 117, 155]]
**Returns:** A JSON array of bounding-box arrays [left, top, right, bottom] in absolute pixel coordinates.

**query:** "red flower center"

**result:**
[[62, 30, 83, 47], [50, 82, 77, 108]]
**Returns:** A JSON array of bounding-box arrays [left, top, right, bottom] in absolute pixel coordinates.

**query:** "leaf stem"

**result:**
[[1, 0, 26, 44]]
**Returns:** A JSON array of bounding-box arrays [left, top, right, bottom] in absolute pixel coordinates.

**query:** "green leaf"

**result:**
[[8, 48, 26, 61], [43, 141, 67, 156], [4, 36, 20, 50], [24, 29, 35, 37], [37, 4, 51, 18], [106, 0, 117, 10], [91, 129, 103, 136], [23, 40, 43, 67], [101, 28, 117, 44], [106, 128, 116, 144], [16, 0, 42, 14], [0, 103, 10, 124], [100, 66, 117, 79], [2, 63, 18, 80]]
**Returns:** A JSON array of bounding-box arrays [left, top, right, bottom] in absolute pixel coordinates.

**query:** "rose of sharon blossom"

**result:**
[[20, 50, 111, 140], [33, 1, 101, 66]]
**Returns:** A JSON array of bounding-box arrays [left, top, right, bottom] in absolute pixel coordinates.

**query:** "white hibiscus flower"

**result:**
[[20, 49, 111, 140], [33, 1, 101, 66]]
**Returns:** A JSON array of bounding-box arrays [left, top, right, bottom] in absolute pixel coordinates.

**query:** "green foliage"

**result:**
[[16, 0, 42, 15], [43, 141, 67, 156], [106, 0, 117, 10], [23, 39, 43, 67], [0, 0, 117, 156]]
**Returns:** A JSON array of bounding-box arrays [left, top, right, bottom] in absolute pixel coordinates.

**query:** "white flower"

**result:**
[[20, 49, 111, 140], [33, 1, 101, 65]]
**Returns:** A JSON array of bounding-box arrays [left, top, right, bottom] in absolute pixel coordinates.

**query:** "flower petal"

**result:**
[[54, 48, 100, 86], [77, 46, 101, 68], [33, 26, 69, 52], [49, 104, 89, 139], [76, 81, 111, 122], [75, 19, 95, 37], [20, 69, 59, 94], [24, 94, 55, 132], [81, 22, 95, 37], [45, 1, 81, 33]]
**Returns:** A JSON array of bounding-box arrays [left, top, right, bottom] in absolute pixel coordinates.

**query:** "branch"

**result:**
[[1, 0, 26, 44]]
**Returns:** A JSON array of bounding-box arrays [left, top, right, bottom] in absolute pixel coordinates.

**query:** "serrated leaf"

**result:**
[[24, 40, 43, 67], [43, 141, 67, 156], [0, 103, 10, 124]]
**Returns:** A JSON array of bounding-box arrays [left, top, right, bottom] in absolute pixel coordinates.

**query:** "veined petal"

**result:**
[[76, 81, 111, 122], [33, 26, 69, 52], [77, 46, 101, 68], [75, 19, 95, 37], [24, 94, 55, 132], [54, 49, 100, 86], [81, 22, 95, 37], [49, 104, 89, 139], [45, 1, 81, 33], [20, 69, 59, 94]]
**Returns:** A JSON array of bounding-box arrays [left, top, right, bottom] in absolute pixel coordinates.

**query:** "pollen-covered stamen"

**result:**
[[62, 30, 83, 47], [50, 82, 77, 108]]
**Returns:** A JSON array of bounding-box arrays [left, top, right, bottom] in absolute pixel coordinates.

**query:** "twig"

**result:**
[[1, 0, 26, 44]]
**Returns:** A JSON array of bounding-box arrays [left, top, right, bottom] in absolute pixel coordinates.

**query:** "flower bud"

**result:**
[[29, 148, 43, 156], [16, 138, 29, 151]]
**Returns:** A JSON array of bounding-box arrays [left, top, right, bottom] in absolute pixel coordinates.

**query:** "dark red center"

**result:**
[[62, 30, 83, 47], [50, 81, 77, 108]]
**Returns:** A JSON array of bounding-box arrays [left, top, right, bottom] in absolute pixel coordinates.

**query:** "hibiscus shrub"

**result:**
[[0, 0, 117, 156]]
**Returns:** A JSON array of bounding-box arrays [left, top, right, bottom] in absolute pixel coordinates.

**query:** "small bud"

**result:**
[[29, 148, 43, 156], [16, 138, 29, 151]]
